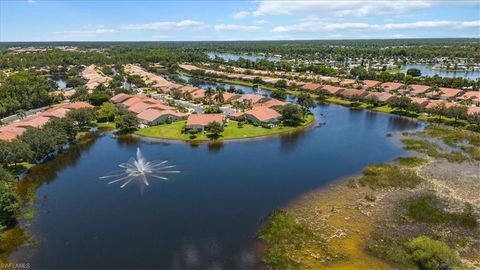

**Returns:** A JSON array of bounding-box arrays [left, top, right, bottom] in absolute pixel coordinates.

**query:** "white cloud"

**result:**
[[255, 20, 270, 24], [233, 11, 250, 19], [214, 24, 262, 32], [122, 20, 207, 31], [272, 20, 480, 32], [53, 26, 117, 39], [391, 34, 414, 39], [252, 0, 433, 17]]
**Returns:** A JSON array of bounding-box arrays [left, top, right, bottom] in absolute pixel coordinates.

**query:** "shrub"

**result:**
[[365, 193, 376, 202], [395, 157, 427, 167], [407, 236, 459, 270]]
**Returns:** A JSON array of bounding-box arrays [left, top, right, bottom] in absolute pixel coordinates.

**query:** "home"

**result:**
[[243, 107, 282, 126], [428, 87, 463, 100], [321, 85, 345, 95], [457, 91, 480, 105], [253, 99, 286, 109], [407, 84, 430, 96], [362, 80, 381, 89], [339, 79, 356, 87], [137, 109, 187, 126], [300, 83, 322, 92], [237, 94, 266, 104], [185, 114, 224, 131], [365, 92, 395, 103], [380, 82, 404, 92], [337, 88, 368, 99], [467, 106, 480, 115], [409, 97, 430, 107], [190, 89, 206, 100]]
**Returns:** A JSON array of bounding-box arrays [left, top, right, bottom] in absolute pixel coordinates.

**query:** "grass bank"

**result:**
[[136, 114, 314, 142]]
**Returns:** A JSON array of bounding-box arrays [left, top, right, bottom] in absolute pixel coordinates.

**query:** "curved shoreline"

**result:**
[[135, 115, 316, 144]]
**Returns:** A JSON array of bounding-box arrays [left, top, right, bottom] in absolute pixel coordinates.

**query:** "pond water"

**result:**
[[402, 64, 480, 79], [12, 100, 421, 269], [208, 52, 281, 62]]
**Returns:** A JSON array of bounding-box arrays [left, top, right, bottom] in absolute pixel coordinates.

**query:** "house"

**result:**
[[380, 82, 404, 92], [137, 109, 187, 125], [407, 84, 430, 96], [362, 80, 381, 89], [437, 87, 463, 100], [424, 100, 458, 110], [16, 116, 51, 128], [244, 107, 281, 125], [111, 93, 133, 104], [218, 92, 239, 103], [337, 88, 368, 99], [62, 101, 94, 110], [42, 107, 71, 118], [300, 83, 322, 92], [321, 85, 345, 95], [191, 89, 206, 100], [185, 114, 224, 131], [365, 92, 395, 103], [237, 94, 265, 104], [410, 97, 430, 107], [122, 96, 148, 107], [0, 126, 26, 141], [253, 99, 286, 109], [457, 91, 480, 104], [128, 102, 157, 114], [467, 106, 480, 115]]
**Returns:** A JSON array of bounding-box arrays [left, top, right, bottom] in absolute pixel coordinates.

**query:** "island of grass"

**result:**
[[135, 114, 315, 142]]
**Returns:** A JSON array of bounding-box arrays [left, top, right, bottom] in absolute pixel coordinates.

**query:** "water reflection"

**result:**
[[387, 116, 420, 131], [207, 142, 224, 153]]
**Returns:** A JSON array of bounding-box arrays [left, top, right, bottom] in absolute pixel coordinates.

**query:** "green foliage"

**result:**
[[358, 164, 423, 189], [0, 169, 19, 232], [66, 108, 96, 129], [96, 102, 117, 122], [0, 71, 55, 117], [0, 140, 32, 167], [115, 111, 139, 134], [407, 195, 478, 228], [281, 104, 304, 126], [270, 89, 287, 100], [395, 157, 427, 167], [368, 237, 415, 269], [88, 92, 110, 106], [203, 106, 222, 114], [206, 121, 224, 138], [407, 236, 460, 270], [258, 210, 317, 269], [406, 68, 422, 77], [365, 193, 376, 202]]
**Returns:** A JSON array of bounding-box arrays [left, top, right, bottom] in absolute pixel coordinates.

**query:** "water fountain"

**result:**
[[99, 148, 180, 188]]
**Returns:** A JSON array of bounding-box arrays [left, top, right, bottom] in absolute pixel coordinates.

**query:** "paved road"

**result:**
[[1, 105, 53, 124]]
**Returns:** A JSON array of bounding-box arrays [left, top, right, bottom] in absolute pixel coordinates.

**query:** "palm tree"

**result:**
[[205, 87, 215, 104], [215, 90, 225, 104]]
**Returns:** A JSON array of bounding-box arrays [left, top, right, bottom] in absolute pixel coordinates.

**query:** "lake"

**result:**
[[208, 52, 281, 62], [402, 64, 480, 79], [11, 100, 421, 269]]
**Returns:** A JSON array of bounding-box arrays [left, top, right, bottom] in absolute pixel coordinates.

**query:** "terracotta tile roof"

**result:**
[[321, 85, 345, 95], [301, 83, 322, 92], [41, 107, 70, 118], [16, 116, 51, 128], [337, 88, 368, 98], [362, 80, 381, 88], [409, 97, 430, 106], [366, 92, 395, 102], [186, 114, 224, 127], [178, 64, 200, 71], [122, 96, 147, 107], [253, 99, 286, 108], [381, 82, 404, 92], [137, 109, 187, 122], [467, 106, 480, 115], [237, 94, 265, 104], [407, 84, 430, 95], [424, 100, 457, 109], [438, 87, 463, 98], [62, 101, 94, 110], [191, 89, 206, 99], [245, 107, 281, 122], [459, 91, 480, 101], [221, 92, 239, 101], [0, 126, 26, 141], [128, 102, 155, 114], [111, 93, 133, 103]]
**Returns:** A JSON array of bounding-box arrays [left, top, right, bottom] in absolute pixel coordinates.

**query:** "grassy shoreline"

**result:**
[[136, 114, 315, 142]]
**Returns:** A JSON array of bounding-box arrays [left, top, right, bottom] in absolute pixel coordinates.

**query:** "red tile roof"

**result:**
[[300, 83, 322, 92], [16, 116, 51, 128], [438, 87, 463, 99], [137, 109, 187, 122], [381, 82, 404, 92], [321, 85, 345, 95], [186, 114, 224, 127], [459, 91, 480, 101], [467, 106, 480, 115], [408, 84, 430, 95], [253, 99, 286, 108], [62, 101, 94, 110], [366, 92, 395, 103], [362, 80, 381, 88], [111, 93, 133, 103], [42, 107, 70, 118], [337, 88, 368, 98], [237, 94, 265, 104], [409, 97, 430, 106], [245, 107, 281, 122]]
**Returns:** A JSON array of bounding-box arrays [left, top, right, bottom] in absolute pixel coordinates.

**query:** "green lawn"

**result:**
[[136, 114, 315, 142]]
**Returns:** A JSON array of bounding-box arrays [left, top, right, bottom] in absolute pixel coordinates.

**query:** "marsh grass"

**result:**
[[406, 195, 478, 228], [401, 139, 468, 163], [358, 164, 423, 189], [395, 157, 428, 167]]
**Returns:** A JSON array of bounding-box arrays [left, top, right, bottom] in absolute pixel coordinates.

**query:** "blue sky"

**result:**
[[1, 1, 479, 41]]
